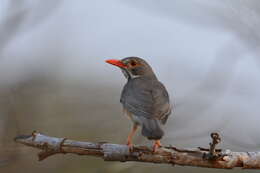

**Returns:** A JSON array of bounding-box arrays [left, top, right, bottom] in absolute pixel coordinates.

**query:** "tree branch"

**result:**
[[14, 132, 260, 169]]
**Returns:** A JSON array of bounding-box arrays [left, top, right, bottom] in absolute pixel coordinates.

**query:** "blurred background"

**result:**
[[1, 0, 260, 172]]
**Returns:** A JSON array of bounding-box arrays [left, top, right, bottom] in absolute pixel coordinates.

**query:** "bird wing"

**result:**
[[120, 78, 172, 124], [151, 80, 172, 124]]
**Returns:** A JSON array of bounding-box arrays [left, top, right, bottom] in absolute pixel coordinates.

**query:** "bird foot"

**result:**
[[126, 141, 134, 152], [152, 140, 162, 153]]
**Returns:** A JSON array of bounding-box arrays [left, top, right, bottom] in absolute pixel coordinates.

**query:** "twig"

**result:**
[[14, 132, 260, 169], [203, 132, 223, 160]]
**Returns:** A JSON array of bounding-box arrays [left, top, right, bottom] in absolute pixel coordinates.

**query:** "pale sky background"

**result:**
[[1, 0, 260, 173]]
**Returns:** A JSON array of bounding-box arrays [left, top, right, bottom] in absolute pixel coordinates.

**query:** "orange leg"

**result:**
[[126, 124, 138, 151], [152, 140, 162, 152]]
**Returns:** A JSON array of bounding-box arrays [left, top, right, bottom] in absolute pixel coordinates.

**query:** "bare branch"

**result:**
[[14, 132, 260, 169]]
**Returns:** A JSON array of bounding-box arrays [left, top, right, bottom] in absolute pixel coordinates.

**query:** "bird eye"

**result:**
[[130, 61, 137, 66]]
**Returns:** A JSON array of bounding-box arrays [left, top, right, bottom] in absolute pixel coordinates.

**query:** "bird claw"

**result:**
[[152, 140, 162, 153], [152, 145, 160, 153], [127, 142, 134, 152]]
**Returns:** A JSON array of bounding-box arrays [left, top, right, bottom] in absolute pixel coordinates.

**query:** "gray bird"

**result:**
[[106, 57, 172, 151]]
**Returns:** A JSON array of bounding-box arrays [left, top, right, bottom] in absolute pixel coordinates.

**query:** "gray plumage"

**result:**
[[120, 57, 172, 140]]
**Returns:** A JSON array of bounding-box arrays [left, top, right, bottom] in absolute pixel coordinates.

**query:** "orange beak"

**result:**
[[105, 59, 127, 68]]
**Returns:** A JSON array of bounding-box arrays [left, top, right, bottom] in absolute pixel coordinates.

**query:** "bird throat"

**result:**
[[121, 69, 140, 79]]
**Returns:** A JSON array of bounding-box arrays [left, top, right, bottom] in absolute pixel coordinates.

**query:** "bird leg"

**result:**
[[152, 140, 162, 152], [126, 124, 138, 151]]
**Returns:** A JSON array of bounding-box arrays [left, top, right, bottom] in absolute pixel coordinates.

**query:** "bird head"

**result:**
[[106, 57, 157, 79]]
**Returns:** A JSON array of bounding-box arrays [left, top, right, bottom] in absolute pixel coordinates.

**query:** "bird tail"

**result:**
[[140, 117, 164, 140]]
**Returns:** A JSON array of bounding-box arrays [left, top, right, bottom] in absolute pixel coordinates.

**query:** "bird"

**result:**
[[105, 57, 172, 152]]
